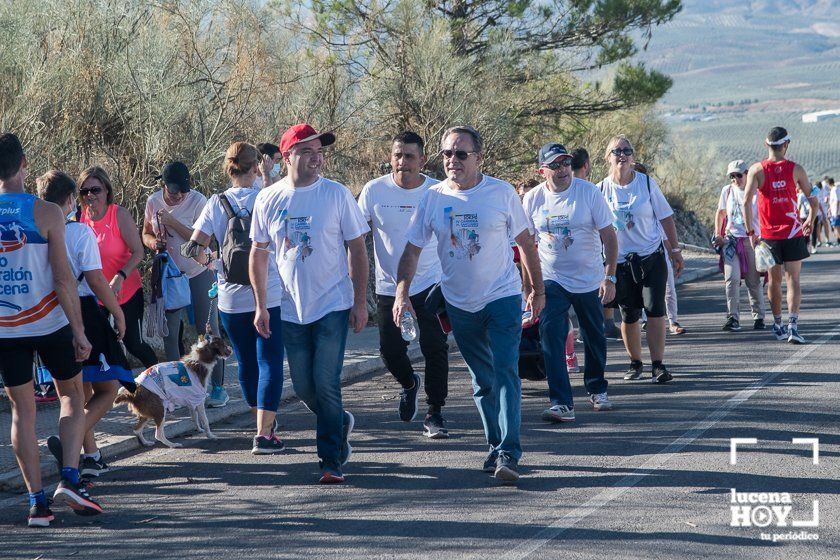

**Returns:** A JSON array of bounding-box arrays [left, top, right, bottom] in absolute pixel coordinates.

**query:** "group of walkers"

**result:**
[[0, 122, 821, 527]]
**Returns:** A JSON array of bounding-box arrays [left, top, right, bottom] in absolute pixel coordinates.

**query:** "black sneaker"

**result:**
[[340, 410, 354, 466], [623, 363, 644, 380], [46, 435, 63, 469], [80, 455, 109, 478], [398, 373, 421, 422], [251, 434, 286, 455], [603, 324, 622, 341], [494, 452, 520, 482], [28, 500, 54, 528], [483, 448, 499, 473], [753, 318, 766, 330], [722, 316, 741, 331], [652, 363, 673, 383], [423, 412, 449, 439], [53, 479, 103, 516]]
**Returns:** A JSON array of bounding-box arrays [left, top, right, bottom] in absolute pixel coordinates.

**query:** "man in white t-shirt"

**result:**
[[250, 123, 370, 484], [395, 126, 544, 483], [523, 143, 618, 422], [358, 132, 449, 438]]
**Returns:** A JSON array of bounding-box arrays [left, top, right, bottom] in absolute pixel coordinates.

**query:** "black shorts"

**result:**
[[611, 248, 668, 324], [0, 324, 81, 388], [763, 236, 809, 265]]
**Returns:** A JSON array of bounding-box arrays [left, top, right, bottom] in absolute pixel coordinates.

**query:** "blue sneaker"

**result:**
[[398, 373, 421, 422], [339, 411, 354, 466], [787, 324, 805, 344], [206, 385, 229, 408], [772, 322, 788, 341]]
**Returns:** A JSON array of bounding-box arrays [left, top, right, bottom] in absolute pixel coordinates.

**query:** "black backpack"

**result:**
[[218, 194, 252, 285]]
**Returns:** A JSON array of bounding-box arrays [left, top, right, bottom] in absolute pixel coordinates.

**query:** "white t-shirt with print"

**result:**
[[523, 179, 614, 293], [358, 174, 442, 296], [717, 184, 759, 238], [193, 186, 284, 314], [599, 172, 673, 262], [250, 177, 370, 324], [65, 222, 102, 298], [406, 175, 532, 313], [144, 190, 207, 279]]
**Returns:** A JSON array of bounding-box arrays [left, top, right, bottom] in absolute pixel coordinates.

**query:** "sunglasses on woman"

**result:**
[[610, 147, 634, 157], [440, 149, 478, 161], [79, 187, 103, 196], [729, 173, 744, 180]]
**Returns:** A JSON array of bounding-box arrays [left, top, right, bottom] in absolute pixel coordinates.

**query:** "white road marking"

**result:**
[[503, 326, 840, 560]]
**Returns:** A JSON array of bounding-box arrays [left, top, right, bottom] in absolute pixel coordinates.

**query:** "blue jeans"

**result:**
[[219, 306, 284, 411], [539, 281, 608, 407], [446, 295, 522, 460], [281, 309, 350, 464]]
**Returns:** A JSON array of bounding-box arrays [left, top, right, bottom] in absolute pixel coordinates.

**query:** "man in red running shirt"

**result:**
[[743, 127, 817, 344]]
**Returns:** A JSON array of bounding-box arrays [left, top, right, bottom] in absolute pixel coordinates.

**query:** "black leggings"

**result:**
[[114, 289, 158, 368]]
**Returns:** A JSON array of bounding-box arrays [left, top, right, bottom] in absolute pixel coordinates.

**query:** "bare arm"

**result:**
[[187, 229, 213, 267], [249, 242, 271, 338], [714, 209, 726, 242], [83, 269, 126, 340], [599, 225, 618, 304], [743, 165, 761, 245], [515, 228, 544, 317], [795, 164, 817, 235], [346, 235, 369, 333], [116, 206, 145, 275], [393, 243, 422, 326], [38, 201, 91, 361], [141, 215, 160, 251], [659, 215, 684, 277]]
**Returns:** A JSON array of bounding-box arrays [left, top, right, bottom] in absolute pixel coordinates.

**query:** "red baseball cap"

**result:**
[[278, 123, 336, 154]]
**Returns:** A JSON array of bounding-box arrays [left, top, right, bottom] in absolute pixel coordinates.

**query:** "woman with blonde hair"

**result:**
[[79, 166, 158, 368], [185, 142, 286, 454], [598, 136, 683, 383]]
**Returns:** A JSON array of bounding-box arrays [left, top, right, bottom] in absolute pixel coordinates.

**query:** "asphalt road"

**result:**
[[2, 250, 838, 559]]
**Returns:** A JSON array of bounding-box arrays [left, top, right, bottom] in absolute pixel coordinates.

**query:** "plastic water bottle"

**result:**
[[400, 312, 417, 342]]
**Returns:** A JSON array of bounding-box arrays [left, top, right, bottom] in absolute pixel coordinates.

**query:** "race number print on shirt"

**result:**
[[406, 175, 532, 313], [523, 178, 615, 293], [358, 174, 441, 296], [250, 177, 370, 325], [599, 172, 673, 263]]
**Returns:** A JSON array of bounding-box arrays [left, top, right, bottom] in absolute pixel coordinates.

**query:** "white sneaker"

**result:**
[[787, 325, 805, 344], [542, 404, 575, 423], [589, 392, 613, 411]]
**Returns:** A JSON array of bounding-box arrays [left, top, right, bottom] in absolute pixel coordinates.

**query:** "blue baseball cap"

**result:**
[[538, 143, 571, 166]]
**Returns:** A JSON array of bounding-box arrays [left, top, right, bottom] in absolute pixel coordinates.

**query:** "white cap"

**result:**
[[726, 160, 748, 175]]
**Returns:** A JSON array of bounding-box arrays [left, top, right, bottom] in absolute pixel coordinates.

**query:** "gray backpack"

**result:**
[[218, 194, 252, 285]]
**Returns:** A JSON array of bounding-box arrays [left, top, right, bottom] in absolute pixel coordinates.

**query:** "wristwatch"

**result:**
[[605, 275, 617, 284], [671, 247, 682, 253]]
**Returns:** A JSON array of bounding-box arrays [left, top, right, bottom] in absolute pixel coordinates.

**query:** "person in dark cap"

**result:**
[[142, 162, 228, 407]]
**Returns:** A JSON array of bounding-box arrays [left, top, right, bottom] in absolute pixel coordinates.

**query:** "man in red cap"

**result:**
[[249, 124, 370, 484]]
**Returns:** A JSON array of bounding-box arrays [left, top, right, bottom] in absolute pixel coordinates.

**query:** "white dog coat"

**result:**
[[136, 361, 208, 412]]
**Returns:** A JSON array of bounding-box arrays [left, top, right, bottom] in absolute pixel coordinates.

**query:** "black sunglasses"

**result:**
[[610, 147, 634, 157], [79, 187, 103, 196], [543, 159, 572, 170], [440, 149, 478, 161], [729, 173, 744, 180]]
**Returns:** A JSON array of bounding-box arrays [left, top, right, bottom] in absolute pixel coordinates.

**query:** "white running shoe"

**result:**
[[589, 392, 613, 411], [787, 325, 805, 344], [542, 404, 575, 423]]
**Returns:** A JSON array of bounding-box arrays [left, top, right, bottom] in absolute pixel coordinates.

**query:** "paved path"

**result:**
[[5, 250, 839, 559]]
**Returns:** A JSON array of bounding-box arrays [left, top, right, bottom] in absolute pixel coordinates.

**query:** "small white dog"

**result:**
[[114, 335, 231, 448]]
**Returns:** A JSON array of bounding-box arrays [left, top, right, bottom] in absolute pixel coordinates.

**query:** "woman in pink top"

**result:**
[[79, 166, 158, 368]]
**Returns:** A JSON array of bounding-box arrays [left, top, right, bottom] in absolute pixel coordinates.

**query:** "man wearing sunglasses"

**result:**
[[743, 127, 817, 344], [714, 160, 766, 332], [522, 143, 618, 422], [395, 125, 544, 483], [358, 131, 450, 439]]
